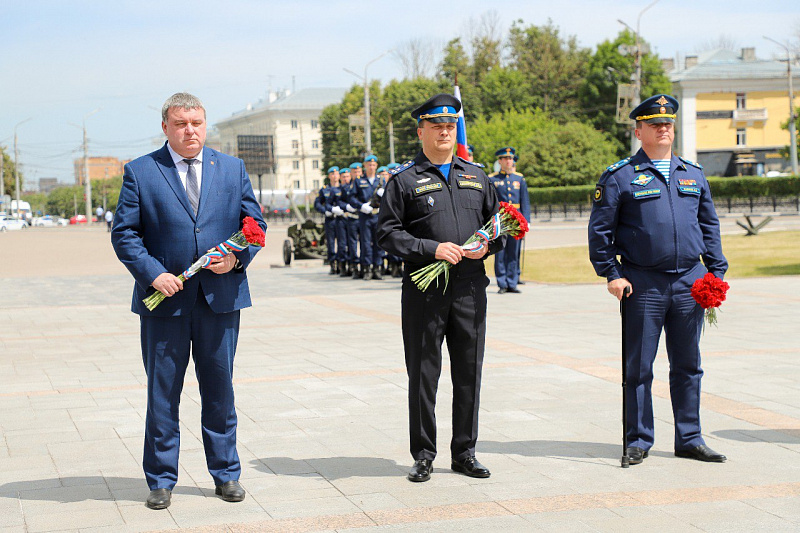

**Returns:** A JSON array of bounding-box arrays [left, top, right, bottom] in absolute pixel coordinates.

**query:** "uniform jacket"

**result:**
[[314, 186, 332, 214], [111, 143, 265, 317], [349, 175, 385, 210], [489, 171, 531, 221], [377, 152, 503, 279], [588, 149, 727, 281]]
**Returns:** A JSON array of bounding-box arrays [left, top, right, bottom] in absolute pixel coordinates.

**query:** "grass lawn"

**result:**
[[506, 230, 800, 284]]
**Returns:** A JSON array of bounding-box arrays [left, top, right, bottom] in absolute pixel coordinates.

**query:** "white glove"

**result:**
[[332, 206, 344, 216], [360, 203, 373, 215], [377, 188, 384, 197], [346, 204, 356, 213], [325, 211, 332, 217]]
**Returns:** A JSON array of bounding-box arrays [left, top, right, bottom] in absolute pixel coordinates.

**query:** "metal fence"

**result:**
[[531, 196, 800, 220]]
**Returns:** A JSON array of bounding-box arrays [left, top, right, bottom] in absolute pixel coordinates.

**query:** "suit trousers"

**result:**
[[140, 287, 241, 490], [494, 237, 520, 289], [622, 261, 707, 452], [401, 274, 489, 462]]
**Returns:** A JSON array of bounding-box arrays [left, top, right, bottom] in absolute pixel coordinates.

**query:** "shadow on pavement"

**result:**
[[713, 428, 800, 444], [478, 440, 674, 460], [251, 457, 408, 480], [0, 476, 200, 503]]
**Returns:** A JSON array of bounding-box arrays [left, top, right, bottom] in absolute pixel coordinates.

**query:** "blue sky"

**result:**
[[1, 0, 798, 186]]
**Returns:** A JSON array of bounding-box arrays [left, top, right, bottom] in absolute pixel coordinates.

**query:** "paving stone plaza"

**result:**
[[1, 225, 799, 532]]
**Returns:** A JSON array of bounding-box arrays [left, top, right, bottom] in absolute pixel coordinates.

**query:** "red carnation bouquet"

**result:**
[[143, 216, 266, 311], [690, 272, 729, 328], [410, 201, 529, 292]]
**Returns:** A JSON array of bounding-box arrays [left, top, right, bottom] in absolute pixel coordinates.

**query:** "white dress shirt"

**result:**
[[166, 142, 203, 191]]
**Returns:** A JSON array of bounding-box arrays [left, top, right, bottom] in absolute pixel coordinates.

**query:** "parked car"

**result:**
[[0, 215, 28, 232], [34, 215, 68, 227], [69, 215, 88, 225]]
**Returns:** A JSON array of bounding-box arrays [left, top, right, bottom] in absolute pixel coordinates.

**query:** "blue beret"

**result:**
[[467, 144, 474, 153], [630, 94, 679, 124], [377, 166, 388, 173], [411, 93, 461, 123], [327, 166, 339, 174], [338, 167, 350, 174], [364, 154, 378, 163], [495, 147, 516, 158], [386, 163, 400, 170], [349, 162, 363, 169]]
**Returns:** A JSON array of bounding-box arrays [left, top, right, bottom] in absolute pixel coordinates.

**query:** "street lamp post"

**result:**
[[82, 108, 101, 224], [13, 118, 32, 219], [344, 50, 391, 156], [764, 36, 799, 176], [619, 0, 661, 156]]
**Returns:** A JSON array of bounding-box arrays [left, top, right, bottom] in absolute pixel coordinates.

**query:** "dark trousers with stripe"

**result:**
[[140, 288, 241, 490], [401, 274, 489, 462]]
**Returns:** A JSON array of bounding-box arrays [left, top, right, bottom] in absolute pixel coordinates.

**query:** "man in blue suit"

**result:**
[[111, 93, 266, 510]]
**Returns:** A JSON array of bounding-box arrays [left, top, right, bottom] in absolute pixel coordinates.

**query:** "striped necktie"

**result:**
[[183, 158, 199, 214]]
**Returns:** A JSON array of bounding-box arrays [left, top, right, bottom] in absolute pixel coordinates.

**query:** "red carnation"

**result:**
[[242, 216, 266, 247], [691, 273, 729, 329]]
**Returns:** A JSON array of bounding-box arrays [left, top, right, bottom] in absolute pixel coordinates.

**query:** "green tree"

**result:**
[[22, 192, 47, 215], [507, 19, 590, 120], [468, 109, 618, 187], [579, 30, 672, 157], [46, 185, 83, 217], [1, 148, 22, 202]]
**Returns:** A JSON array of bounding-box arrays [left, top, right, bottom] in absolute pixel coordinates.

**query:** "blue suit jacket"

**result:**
[[112, 143, 266, 317]]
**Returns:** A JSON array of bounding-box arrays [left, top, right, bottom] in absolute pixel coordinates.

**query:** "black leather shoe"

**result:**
[[497, 288, 507, 294], [451, 456, 491, 478], [675, 445, 726, 463], [407, 459, 432, 482], [507, 287, 521, 293], [145, 488, 171, 510], [215, 480, 246, 502], [626, 447, 649, 465], [372, 267, 383, 280]]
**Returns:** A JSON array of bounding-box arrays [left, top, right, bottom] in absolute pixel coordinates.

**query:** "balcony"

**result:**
[[732, 108, 768, 122]]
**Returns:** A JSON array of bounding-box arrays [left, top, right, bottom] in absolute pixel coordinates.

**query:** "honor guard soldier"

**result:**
[[328, 170, 347, 274], [377, 93, 504, 482], [350, 161, 363, 180], [349, 154, 385, 280], [315, 167, 339, 272], [467, 144, 475, 162], [489, 147, 530, 293], [337, 167, 359, 277], [588, 94, 728, 465]]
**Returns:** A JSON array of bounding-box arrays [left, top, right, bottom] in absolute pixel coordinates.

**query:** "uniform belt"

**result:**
[[344, 213, 358, 219], [361, 209, 379, 215], [511, 203, 520, 208]]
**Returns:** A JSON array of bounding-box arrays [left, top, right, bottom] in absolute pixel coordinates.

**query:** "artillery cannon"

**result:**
[[282, 191, 327, 265]]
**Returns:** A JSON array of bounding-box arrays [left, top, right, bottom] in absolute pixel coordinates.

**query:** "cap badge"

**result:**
[[660, 106, 666, 114], [442, 106, 448, 114], [656, 96, 669, 105]]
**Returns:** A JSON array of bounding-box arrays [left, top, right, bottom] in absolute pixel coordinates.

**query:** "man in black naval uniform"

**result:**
[[588, 94, 728, 465], [377, 93, 504, 482]]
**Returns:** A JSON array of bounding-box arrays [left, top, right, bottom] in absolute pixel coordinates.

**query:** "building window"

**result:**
[[291, 140, 299, 150], [312, 160, 319, 169], [291, 120, 298, 129], [293, 180, 300, 189], [292, 160, 300, 170], [312, 179, 320, 189], [736, 93, 746, 109], [311, 139, 319, 149], [736, 128, 746, 146], [311, 120, 319, 129]]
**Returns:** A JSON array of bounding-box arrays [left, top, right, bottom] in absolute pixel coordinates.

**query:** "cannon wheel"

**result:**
[[283, 239, 293, 266]]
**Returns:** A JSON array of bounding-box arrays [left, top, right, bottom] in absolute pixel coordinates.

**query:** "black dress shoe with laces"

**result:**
[[407, 459, 433, 482], [626, 447, 649, 465], [451, 456, 491, 478], [675, 445, 726, 463], [497, 288, 507, 294], [146, 488, 171, 510], [215, 480, 246, 502]]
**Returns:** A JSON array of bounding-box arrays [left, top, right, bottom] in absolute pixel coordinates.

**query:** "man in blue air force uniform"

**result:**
[[588, 94, 728, 465], [337, 166, 359, 277], [315, 167, 339, 273], [112, 93, 265, 509], [349, 155, 385, 280], [489, 147, 530, 294]]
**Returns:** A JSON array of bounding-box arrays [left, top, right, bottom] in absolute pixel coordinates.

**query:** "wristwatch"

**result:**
[[233, 258, 244, 272]]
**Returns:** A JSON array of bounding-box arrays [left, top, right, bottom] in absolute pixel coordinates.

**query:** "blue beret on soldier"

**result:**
[[364, 154, 378, 163], [350, 162, 363, 169], [338, 166, 350, 174], [386, 163, 400, 170], [327, 166, 339, 174], [630, 94, 679, 124], [411, 93, 461, 124], [377, 166, 388, 173]]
